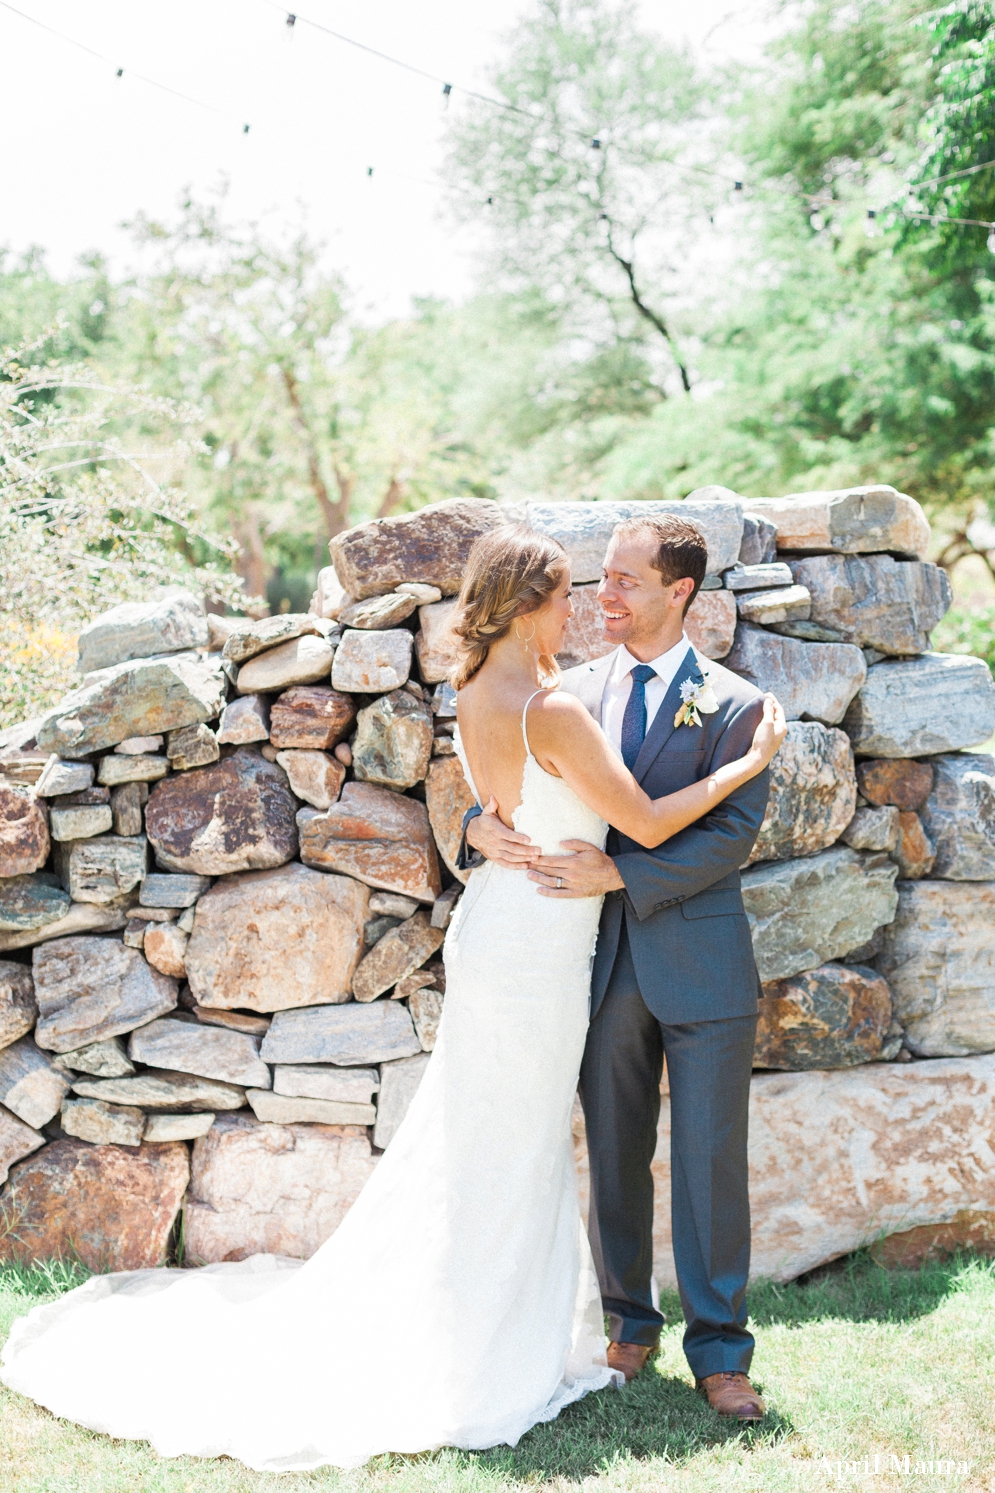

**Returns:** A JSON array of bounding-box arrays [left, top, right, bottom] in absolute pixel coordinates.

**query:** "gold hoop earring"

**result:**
[[515, 621, 536, 653]]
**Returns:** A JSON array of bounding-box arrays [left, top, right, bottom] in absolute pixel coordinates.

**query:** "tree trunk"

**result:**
[[280, 366, 352, 539]]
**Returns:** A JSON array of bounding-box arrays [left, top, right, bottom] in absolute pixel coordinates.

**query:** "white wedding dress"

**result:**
[[1, 695, 619, 1472]]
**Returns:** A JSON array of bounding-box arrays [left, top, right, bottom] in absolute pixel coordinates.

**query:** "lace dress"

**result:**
[[0, 692, 618, 1472]]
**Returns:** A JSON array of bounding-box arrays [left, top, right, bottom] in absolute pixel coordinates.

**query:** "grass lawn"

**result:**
[[0, 1252, 989, 1493]]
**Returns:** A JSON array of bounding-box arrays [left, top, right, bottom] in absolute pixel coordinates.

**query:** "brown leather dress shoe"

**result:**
[[607, 1342, 654, 1382], [696, 1371, 766, 1420]]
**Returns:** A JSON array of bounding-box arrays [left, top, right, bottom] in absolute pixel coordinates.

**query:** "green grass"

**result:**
[[0, 1251, 990, 1492]]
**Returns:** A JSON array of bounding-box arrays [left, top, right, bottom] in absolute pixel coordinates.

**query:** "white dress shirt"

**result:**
[[601, 634, 695, 758]]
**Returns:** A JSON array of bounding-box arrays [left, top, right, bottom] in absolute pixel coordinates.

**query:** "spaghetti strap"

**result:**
[[521, 689, 546, 757]]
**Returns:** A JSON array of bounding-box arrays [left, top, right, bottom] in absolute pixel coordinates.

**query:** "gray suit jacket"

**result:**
[[561, 646, 769, 1025]]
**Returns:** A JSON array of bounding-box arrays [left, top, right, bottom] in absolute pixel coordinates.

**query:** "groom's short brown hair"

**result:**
[[613, 514, 709, 614]]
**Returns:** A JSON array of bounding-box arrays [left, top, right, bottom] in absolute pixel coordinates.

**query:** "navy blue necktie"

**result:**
[[620, 664, 657, 771]]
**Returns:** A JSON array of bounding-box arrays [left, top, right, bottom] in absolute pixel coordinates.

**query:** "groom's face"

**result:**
[[598, 533, 694, 654]]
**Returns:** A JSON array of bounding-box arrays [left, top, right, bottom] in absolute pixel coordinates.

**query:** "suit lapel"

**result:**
[[632, 646, 701, 782]]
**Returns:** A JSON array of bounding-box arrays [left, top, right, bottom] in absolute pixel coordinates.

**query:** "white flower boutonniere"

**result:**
[[674, 675, 719, 729]]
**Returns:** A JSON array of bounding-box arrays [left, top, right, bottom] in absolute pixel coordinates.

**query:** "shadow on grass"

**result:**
[[746, 1247, 995, 1329]]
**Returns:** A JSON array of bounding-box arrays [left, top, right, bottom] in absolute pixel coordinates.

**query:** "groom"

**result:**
[[463, 514, 769, 1421]]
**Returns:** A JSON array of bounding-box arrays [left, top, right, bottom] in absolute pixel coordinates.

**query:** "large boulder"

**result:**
[[424, 755, 478, 883], [352, 689, 433, 791], [520, 495, 744, 582], [920, 754, 995, 880], [747, 721, 856, 864], [297, 782, 442, 903], [842, 653, 995, 757], [128, 1016, 270, 1087], [788, 554, 951, 655], [0, 1138, 189, 1271], [261, 1001, 422, 1066], [145, 748, 298, 875], [878, 880, 995, 1056], [724, 625, 866, 725], [331, 630, 413, 693], [32, 935, 178, 1053], [53, 833, 147, 903], [328, 498, 506, 600], [0, 873, 70, 932], [77, 590, 208, 674], [0, 784, 49, 877], [184, 1113, 377, 1264], [36, 655, 225, 760], [741, 847, 898, 982], [744, 485, 930, 559], [185, 863, 368, 1012], [754, 962, 892, 1069]]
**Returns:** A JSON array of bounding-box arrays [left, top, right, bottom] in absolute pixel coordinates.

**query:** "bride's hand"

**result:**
[[750, 694, 787, 767]]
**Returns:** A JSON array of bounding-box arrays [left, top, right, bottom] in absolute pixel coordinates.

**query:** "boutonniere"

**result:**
[[674, 674, 719, 729]]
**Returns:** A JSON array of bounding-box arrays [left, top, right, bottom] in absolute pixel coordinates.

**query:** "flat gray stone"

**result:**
[[842, 653, 995, 757], [789, 555, 951, 655], [724, 562, 795, 591], [143, 1112, 215, 1141], [32, 934, 178, 1053], [236, 634, 336, 694], [0, 962, 37, 1051], [521, 496, 744, 582], [0, 874, 71, 932], [96, 754, 169, 787], [61, 1096, 145, 1147], [338, 593, 418, 629], [140, 873, 212, 908], [71, 1069, 246, 1111], [920, 754, 995, 880], [725, 624, 867, 724], [840, 805, 901, 853], [331, 630, 413, 693], [261, 1001, 421, 1066], [128, 1017, 270, 1088], [0, 1037, 71, 1128], [0, 900, 134, 953], [37, 655, 225, 760], [246, 1090, 377, 1126], [216, 693, 271, 745], [114, 736, 164, 755], [879, 880, 995, 1056], [49, 804, 113, 841], [77, 591, 208, 674], [741, 847, 899, 982], [736, 586, 811, 625], [50, 1036, 135, 1077], [744, 485, 931, 558], [738, 514, 778, 566], [373, 1052, 431, 1148], [272, 1065, 379, 1103], [221, 614, 333, 666], [34, 758, 94, 798], [352, 689, 433, 791], [53, 834, 147, 904]]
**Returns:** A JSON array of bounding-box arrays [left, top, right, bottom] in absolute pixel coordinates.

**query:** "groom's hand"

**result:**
[[466, 797, 535, 868], [529, 841, 625, 897]]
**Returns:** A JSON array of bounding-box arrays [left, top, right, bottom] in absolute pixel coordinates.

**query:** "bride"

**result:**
[[1, 525, 784, 1472]]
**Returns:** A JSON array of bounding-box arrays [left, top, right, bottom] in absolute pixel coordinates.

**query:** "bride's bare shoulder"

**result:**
[[527, 688, 599, 741]]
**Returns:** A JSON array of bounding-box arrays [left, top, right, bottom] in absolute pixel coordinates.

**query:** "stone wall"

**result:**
[[1, 485, 995, 1280]]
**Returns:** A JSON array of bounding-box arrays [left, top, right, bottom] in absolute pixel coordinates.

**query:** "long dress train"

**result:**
[[0, 698, 618, 1471]]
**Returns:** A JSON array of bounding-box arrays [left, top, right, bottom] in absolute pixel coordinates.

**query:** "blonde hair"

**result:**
[[450, 525, 567, 690]]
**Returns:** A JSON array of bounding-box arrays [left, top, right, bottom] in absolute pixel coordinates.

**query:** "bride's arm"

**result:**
[[527, 691, 786, 850]]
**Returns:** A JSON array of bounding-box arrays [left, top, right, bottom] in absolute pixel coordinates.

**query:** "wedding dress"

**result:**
[[1, 693, 619, 1472]]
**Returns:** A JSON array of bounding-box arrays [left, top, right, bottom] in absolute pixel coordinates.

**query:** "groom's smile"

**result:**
[[597, 531, 695, 660]]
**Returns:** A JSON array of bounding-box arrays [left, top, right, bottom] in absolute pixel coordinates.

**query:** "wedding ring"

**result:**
[[556, 877, 563, 889]]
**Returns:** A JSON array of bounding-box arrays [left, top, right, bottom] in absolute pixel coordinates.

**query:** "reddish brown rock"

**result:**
[[274, 749, 345, 810], [184, 1113, 376, 1264], [685, 589, 738, 661], [143, 922, 189, 979], [298, 782, 442, 903], [754, 962, 892, 1069], [891, 811, 936, 879], [328, 498, 504, 601], [856, 758, 934, 812], [145, 747, 298, 876], [425, 754, 477, 883], [0, 1138, 189, 1270], [268, 686, 356, 751], [185, 862, 368, 1012], [352, 911, 445, 1002], [0, 784, 49, 878], [871, 1210, 995, 1268], [414, 599, 458, 685]]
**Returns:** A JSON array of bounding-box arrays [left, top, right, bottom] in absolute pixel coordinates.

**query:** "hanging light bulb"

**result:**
[[864, 208, 880, 238]]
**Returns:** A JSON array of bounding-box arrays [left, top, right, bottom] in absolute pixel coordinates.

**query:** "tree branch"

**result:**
[[602, 215, 692, 394], [279, 365, 351, 539]]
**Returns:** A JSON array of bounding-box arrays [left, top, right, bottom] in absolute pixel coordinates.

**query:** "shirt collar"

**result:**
[[610, 633, 692, 689]]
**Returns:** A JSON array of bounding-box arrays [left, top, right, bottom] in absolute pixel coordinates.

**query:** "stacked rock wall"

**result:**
[[1, 486, 995, 1282]]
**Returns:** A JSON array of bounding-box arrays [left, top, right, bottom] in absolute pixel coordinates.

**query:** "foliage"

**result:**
[[0, 343, 244, 726], [932, 600, 995, 673]]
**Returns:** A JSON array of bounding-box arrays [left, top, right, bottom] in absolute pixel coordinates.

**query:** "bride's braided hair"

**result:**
[[451, 525, 568, 690]]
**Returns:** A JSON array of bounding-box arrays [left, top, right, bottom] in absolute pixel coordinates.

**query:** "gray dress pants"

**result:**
[[578, 924, 758, 1380]]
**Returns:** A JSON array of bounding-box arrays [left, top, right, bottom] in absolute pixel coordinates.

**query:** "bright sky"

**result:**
[[0, 0, 773, 319]]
